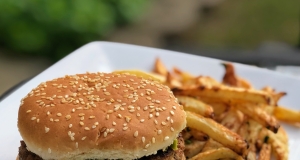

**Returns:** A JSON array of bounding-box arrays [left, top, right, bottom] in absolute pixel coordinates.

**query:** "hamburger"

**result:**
[[17, 72, 186, 159]]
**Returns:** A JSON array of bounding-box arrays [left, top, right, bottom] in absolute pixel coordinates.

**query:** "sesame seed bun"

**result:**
[[18, 72, 186, 159]]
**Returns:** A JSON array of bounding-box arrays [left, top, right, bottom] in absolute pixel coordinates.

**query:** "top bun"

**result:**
[[18, 72, 186, 159]]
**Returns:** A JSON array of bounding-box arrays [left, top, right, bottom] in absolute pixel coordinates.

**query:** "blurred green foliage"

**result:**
[[0, 0, 148, 60]]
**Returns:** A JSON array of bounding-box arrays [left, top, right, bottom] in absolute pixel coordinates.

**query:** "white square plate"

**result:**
[[0, 42, 299, 159]]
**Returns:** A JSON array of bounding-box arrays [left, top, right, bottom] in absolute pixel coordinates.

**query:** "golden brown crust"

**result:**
[[18, 72, 186, 159]]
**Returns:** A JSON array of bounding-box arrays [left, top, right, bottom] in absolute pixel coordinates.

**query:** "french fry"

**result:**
[[258, 128, 288, 160], [222, 63, 252, 89], [184, 140, 206, 158], [258, 143, 271, 160], [177, 96, 214, 118], [173, 67, 194, 83], [190, 147, 244, 160], [186, 111, 248, 156], [113, 70, 166, 83], [261, 86, 286, 104], [274, 106, 300, 124], [166, 72, 182, 88], [201, 138, 223, 152], [173, 85, 275, 105], [153, 58, 168, 76], [232, 103, 280, 133], [238, 119, 263, 160], [220, 109, 244, 132], [190, 128, 209, 141]]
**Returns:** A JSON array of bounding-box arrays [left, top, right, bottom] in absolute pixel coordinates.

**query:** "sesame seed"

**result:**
[[143, 106, 148, 111], [112, 121, 116, 126], [65, 115, 71, 120], [170, 119, 174, 124], [89, 116, 95, 119], [157, 130, 162, 135], [69, 124, 72, 128], [94, 122, 99, 125], [170, 111, 175, 116], [57, 113, 62, 117], [103, 132, 108, 137], [75, 142, 78, 148], [155, 100, 160, 104], [84, 127, 90, 130], [104, 92, 111, 95], [161, 121, 167, 126], [164, 136, 169, 141], [167, 117, 170, 121], [149, 114, 153, 118], [142, 137, 145, 143], [26, 110, 31, 113], [81, 137, 86, 140], [146, 97, 151, 100], [134, 131, 138, 137], [129, 109, 135, 112], [154, 119, 158, 125], [117, 114, 122, 118], [140, 119, 145, 123], [137, 113, 140, 117], [123, 126, 128, 130], [48, 148, 51, 153], [162, 107, 166, 110], [50, 118, 53, 122], [92, 125, 96, 129], [107, 110, 113, 113], [45, 127, 50, 133], [125, 116, 131, 123], [106, 114, 109, 120], [171, 127, 174, 132], [152, 137, 156, 143], [37, 119, 40, 123], [31, 117, 36, 120], [149, 105, 155, 109], [123, 123, 127, 126], [145, 144, 150, 149], [80, 116, 84, 121], [172, 106, 176, 110], [155, 112, 159, 117], [54, 119, 59, 122], [80, 122, 84, 126], [109, 128, 115, 133], [78, 113, 85, 117]]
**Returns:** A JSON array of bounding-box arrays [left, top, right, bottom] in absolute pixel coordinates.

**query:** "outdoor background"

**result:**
[[0, 0, 299, 95]]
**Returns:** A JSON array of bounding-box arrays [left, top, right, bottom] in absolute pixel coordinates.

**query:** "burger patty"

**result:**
[[18, 134, 185, 160]]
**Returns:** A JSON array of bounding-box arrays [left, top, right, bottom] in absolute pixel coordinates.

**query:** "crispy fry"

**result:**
[[153, 58, 168, 76], [173, 85, 275, 105], [258, 128, 288, 160], [220, 109, 244, 132], [177, 96, 214, 118], [190, 147, 244, 160], [258, 143, 271, 160], [261, 86, 286, 103], [201, 138, 223, 152], [173, 67, 194, 83], [232, 103, 280, 133], [184, 140, 206, 158], [274, 106, 300, 124], [113, 70, 165, 83], [186, 111, 248, 156], [190, 128, 209, 141], [166, 72, 182, 88], [222, 63, 252, 89]]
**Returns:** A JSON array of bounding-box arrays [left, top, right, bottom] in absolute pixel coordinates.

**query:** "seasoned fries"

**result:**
[[186, 111, 248, 156], [121, 57, 298, 160], [274, 106, 300, 124], [177, 96, 214, 118], [190, 147, 244, 160]]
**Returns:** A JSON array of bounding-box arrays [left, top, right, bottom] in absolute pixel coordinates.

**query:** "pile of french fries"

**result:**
[[115, 58, 300, 160]]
